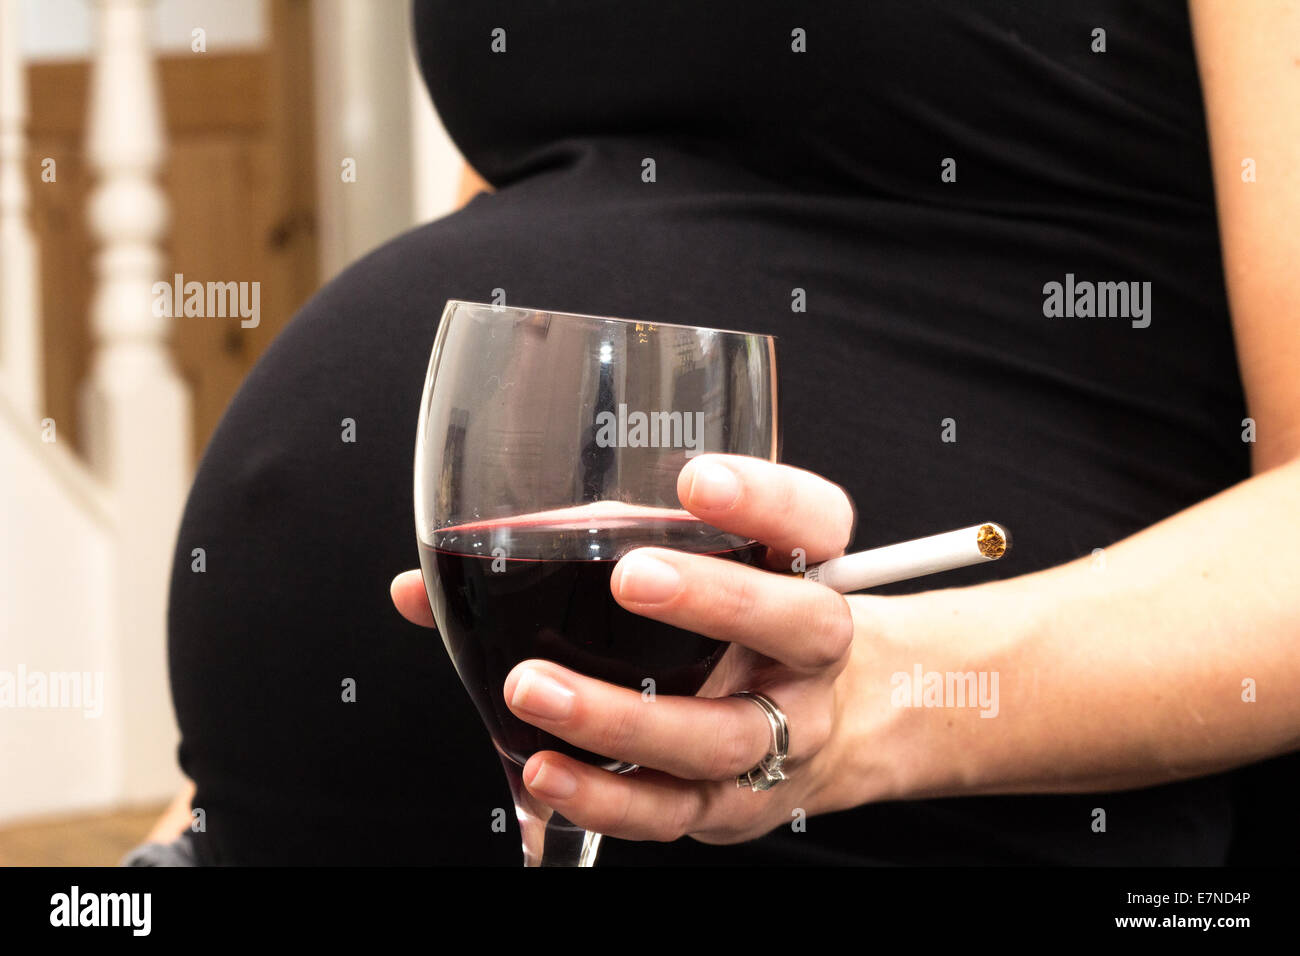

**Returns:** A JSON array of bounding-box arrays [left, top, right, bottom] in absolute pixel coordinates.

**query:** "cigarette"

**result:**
[[803, 522, 1011, 593]]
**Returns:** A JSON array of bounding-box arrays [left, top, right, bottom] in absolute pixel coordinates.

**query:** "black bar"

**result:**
[[0, 865, 1286, 942]]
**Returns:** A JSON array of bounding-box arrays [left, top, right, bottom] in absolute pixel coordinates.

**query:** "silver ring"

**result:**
[[731, 691, 790, 792]]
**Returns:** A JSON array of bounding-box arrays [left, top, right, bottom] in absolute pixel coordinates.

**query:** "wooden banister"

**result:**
[[79, 0, 188, 803]]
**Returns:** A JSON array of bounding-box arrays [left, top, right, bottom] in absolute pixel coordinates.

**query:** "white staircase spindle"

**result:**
[[81, 0, 188, 802], [0, 0, 43, 418]]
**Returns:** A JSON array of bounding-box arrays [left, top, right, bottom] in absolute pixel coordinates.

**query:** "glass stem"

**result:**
[[500, 753, 603, 867]]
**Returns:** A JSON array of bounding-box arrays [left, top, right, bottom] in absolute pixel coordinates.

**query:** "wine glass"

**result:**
[[414, 300, 779, 866]]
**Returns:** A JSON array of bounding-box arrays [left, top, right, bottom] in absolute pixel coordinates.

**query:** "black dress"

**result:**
[[167, 1, 1259, 864]]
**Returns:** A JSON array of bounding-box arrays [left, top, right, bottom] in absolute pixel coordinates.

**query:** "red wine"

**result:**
[[418, 505, 765, 769]]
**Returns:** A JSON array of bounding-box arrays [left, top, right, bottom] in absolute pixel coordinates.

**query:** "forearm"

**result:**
[[832, 457, 1300, 809]]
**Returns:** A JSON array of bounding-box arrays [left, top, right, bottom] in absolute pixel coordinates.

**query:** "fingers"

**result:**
[[522, 750, 797, 843], [505, 659, 781, 780], [390, 570, 437, 629], [677, 455, 855, 564], [611, 547, 853, 671], [522, 754, 714, 842]]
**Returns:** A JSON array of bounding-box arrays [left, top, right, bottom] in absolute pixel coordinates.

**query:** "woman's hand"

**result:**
[[392, 454, 873, 844], [395, 446, 1300, 830]]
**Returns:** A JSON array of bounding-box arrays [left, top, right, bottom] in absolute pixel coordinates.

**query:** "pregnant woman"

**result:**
[[161, 1, 1300, 864]]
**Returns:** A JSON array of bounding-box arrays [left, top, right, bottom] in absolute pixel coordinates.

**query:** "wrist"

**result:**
[[827, 581, 1044, 809]]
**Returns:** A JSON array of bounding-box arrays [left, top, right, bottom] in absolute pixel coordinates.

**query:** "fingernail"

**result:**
[[617, 552, 682, 604], [688, 461, 740, 510], [510, 668, 576, 720], [528, 761, 579, 800]]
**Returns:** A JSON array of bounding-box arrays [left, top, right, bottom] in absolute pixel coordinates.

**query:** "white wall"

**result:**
[[20, 0, 267, 61], [313, 0, 469, 282], [0, 405, 165, 823], [409, 40, 465, 224]]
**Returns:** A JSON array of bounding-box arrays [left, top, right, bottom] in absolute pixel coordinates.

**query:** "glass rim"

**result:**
[[443, 299, 778, 341]]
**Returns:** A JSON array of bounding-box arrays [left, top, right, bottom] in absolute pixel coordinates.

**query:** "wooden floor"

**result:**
[[0, 804, 166, 867]]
